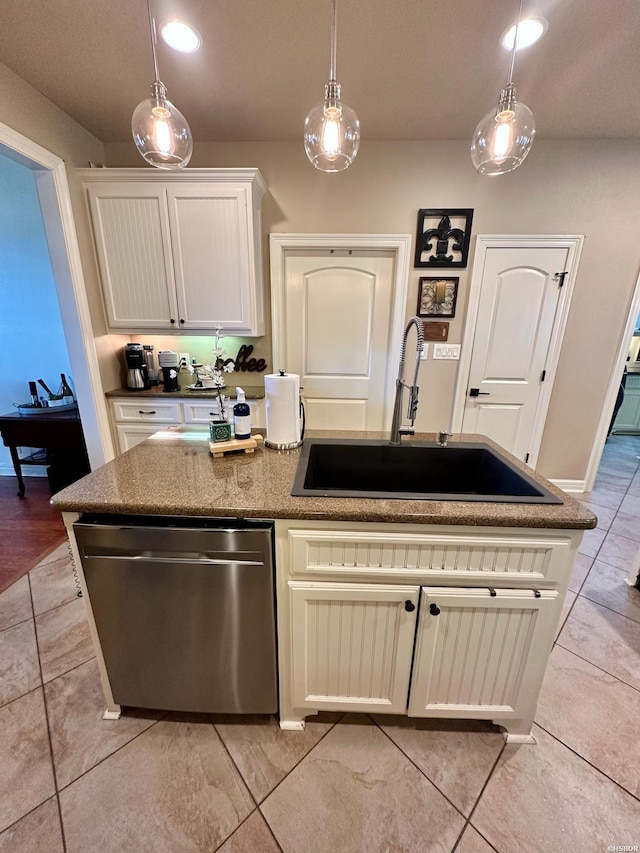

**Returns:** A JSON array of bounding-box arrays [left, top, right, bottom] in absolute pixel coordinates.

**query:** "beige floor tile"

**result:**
[[218, 810, 280, 853], [581, 560, 640, 623], [0, 577, 32, 632], [260, 717, 465, 853], [29, 547, 78, 616], [34, 541, 69, 567], [593, 471, 632, 495], [577, 526, 606, 558], [555, 589, 577, 640], [581, 501, 617, 530], [372, 716, 503, 817], [0, 620, 41, 707], [35, 597, 93, 683], [568, 552, 594, 593], [59, 716, 254, 852], [0, 689, 55, 833], [473, 724, 640, 853], [0, 797, 63, 853], [597, 531, 640, 572], [620, 493, 640, 518], [457, 825, 496, 853], [536, 645, 640, 798], [45, 658, 161, 789], [214, 712, 338, 803], [610, 510, 640, 542], [558, 597, 640, 691], [585, 485, 626, 511]]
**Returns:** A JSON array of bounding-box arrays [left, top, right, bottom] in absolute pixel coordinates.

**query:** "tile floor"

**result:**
[[1, 436, 640, 852]]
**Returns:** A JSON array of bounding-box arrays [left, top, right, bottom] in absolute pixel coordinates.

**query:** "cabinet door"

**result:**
[[408, 587, 558, 721], [613, 376, 640, 433], [166, 186, 260, 333], [114, 424, 171, 454], [86, 184, 178, 330], [289, 581, 419, 714]]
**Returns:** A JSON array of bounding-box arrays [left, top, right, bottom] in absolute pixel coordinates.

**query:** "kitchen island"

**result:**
[[52, 428, 596, 743]]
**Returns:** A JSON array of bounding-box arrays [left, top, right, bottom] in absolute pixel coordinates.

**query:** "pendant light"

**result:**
[[131, 0, 193, 169], [470, 0, 536, 176], [303, 0, 360, 172]]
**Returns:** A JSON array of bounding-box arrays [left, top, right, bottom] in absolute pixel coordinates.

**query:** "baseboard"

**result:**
[[0, 466, 47, 478], [549, 478, 585, 494]]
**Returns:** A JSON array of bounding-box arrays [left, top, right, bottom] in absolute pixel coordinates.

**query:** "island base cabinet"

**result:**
[[408, 587, 558, 735], [289, 582, 420, 715]]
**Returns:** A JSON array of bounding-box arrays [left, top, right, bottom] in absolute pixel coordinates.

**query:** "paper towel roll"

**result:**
[[264, 372, 302, 448]]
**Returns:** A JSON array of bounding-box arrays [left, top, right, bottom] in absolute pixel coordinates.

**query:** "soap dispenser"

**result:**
[[233, 388, 251, 440]]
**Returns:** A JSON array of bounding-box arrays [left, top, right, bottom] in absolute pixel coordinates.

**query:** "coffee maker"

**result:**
[[124, 343, 150, 391], [158, 350, 180, 392]]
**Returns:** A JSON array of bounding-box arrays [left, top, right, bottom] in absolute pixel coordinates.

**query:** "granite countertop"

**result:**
[[106, 386, 265, 399], [51, 429, 597, 530]]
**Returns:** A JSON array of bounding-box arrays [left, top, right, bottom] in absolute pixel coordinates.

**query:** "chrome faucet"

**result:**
[[390, 316, 424, 445]]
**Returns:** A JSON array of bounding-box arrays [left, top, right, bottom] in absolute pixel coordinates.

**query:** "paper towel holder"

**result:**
[[264, 372, 306, 451]]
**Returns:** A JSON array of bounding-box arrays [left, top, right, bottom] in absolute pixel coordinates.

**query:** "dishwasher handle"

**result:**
[[87, 554, 265, 567]]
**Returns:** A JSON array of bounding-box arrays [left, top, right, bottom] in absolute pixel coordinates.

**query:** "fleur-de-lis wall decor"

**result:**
[[414, 208, 474, 268]]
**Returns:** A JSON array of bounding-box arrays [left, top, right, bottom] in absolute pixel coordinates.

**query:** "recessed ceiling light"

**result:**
[[160, 21, 202, 53], [501, 17, 547, 51]]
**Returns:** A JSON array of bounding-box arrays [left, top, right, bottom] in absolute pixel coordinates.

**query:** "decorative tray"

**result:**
[[14, 402, 78, 416]]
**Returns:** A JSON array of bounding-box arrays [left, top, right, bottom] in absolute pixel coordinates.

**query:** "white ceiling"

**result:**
[[1, 0, 639, 144]]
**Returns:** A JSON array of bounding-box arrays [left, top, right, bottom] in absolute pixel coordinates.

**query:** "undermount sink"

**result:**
[[291, 439, 562, 504]]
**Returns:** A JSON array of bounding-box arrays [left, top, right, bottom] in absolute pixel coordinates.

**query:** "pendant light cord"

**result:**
[[506, 0, 525, 85], [146, 0, 160, 82], [329, 0, 337, 82]]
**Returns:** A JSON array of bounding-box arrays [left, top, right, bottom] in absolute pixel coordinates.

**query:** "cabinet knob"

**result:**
[[404, 600, 415, 612], [180, 318, 185, 325], [170, 318, 176, 325], [429, 603, 441, 616]]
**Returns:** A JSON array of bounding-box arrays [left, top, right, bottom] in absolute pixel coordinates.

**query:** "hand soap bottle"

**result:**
[[233, 388, 251, 440]]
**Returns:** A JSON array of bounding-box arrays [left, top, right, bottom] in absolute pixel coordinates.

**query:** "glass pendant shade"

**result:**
[[304, 82, 360, 172], [132, 81, 193, 169], [471, 84, 535, 175]]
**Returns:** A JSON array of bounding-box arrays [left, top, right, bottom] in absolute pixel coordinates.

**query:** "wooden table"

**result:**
[[0, 409, 89, 497]]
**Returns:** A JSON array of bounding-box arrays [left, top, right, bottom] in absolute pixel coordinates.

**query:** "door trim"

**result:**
[[270, 234, 412, 430], [0, 121, 113, 466], [584, 265, 640, 491], [451, 234, 584, 468]]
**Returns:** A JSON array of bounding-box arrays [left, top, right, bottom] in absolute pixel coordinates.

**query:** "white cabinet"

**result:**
[[276, 519, 580, 741], [80, 169, 266, 335], [109, 395, 265, 455], [408, 587, 557, 722], [289, 582, 419, 715], [613, 374, 640, 434]]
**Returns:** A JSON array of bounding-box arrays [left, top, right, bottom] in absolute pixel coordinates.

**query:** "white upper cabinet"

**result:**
[[80, 169, 266, 335]]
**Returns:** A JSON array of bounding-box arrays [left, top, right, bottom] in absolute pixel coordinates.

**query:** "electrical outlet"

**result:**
[[179, 352, 190, 369], [420, 343, 429, 360], [433, 344, 461, 360]]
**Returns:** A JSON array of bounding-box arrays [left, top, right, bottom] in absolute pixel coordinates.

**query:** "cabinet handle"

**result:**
[[138, 410, 157, 415], [429, 603, 441, 616], [404, 600, 416, 612], [180, 318, 185, 325], [170, 318, 176, 325]]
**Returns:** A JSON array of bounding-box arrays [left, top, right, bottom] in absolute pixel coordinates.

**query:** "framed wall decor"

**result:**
[[417, 276, 459, 318], [414, 208, 474, 268]]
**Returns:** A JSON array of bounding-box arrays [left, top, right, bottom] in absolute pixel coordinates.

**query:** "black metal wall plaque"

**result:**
[[414, 208, 474, 268]]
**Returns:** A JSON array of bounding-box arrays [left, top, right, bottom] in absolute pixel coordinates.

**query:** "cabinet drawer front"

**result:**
[[183, 402, 225, 423], [288, 529, 569, 584], [112, 401, 182, 423], [408, 587, 558, 720], [289, 581, 418, 713]]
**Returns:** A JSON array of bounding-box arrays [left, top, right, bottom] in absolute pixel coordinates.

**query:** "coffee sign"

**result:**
[[220, 344, 267, 373]]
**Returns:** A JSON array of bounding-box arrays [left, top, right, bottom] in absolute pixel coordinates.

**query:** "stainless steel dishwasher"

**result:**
[[73, 514, 277, 714]]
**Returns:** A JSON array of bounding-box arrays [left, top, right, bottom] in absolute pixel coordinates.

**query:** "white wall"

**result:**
[[0, 154, 73, 475]]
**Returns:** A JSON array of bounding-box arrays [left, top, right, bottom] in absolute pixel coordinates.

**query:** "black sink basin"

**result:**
[[291, 439, 562, 503]]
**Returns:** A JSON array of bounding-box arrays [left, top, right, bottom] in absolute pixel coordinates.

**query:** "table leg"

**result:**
[[8, 445, 25, 497]]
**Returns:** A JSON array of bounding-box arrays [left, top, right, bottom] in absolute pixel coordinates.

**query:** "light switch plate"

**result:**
[[433, 344, 461, 360], [420, 344, 429, 360]]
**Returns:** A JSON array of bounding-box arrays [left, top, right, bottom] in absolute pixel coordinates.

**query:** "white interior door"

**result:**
[[460, 243, 579, 465], [282, 251, 396, 430]]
